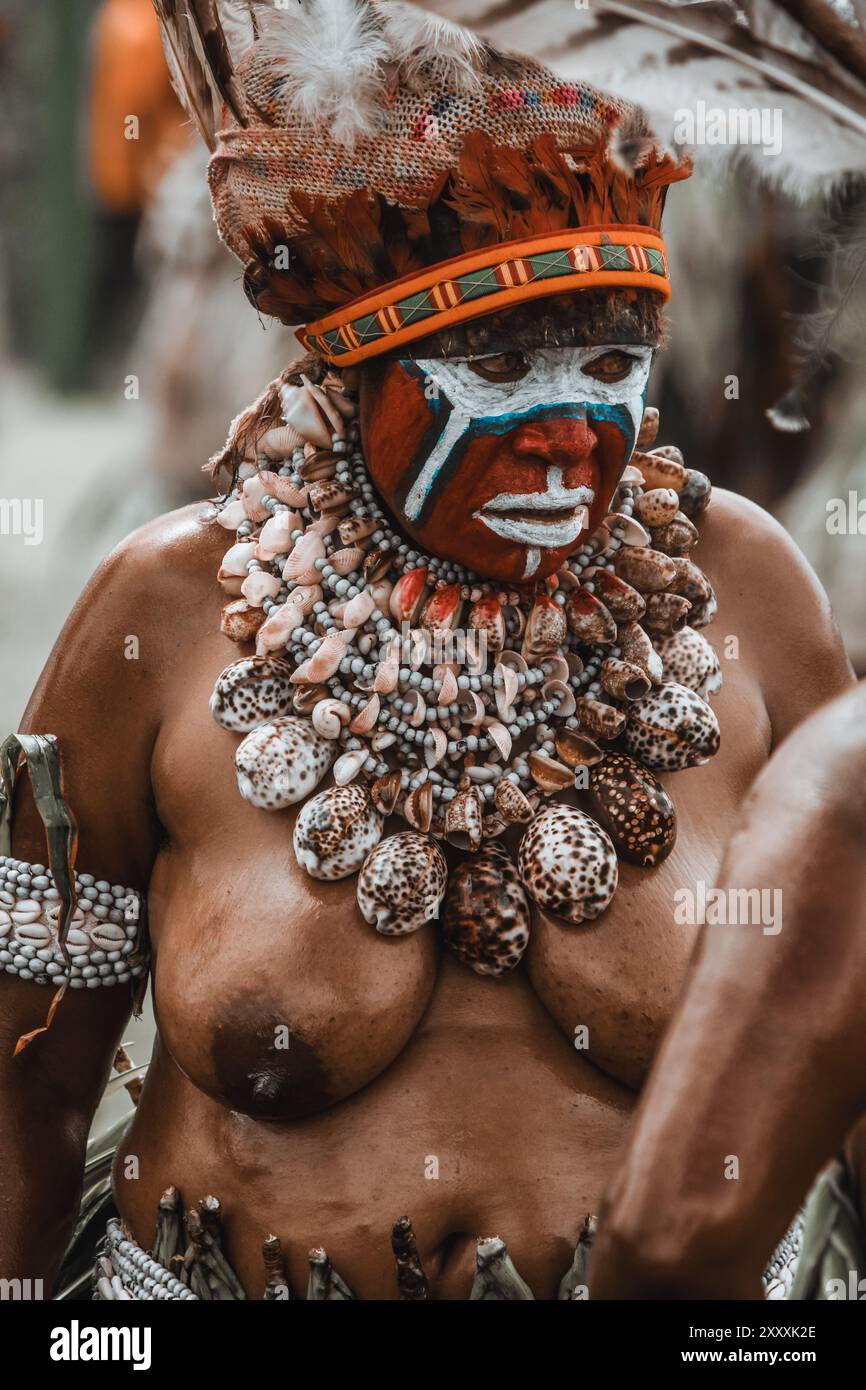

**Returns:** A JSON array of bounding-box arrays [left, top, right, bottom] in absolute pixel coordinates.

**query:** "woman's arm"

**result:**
[[0, 519, 173, 1288]]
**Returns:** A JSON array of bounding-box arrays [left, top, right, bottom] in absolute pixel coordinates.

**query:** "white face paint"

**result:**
[[406, 344, 653, 526], [479, 470, 593, 550]]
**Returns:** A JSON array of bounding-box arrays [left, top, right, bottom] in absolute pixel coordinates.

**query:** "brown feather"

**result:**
[[152, 0, 247, 148]]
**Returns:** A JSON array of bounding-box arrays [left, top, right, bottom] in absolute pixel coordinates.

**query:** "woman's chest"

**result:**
[[148, 631, 770, 1108]]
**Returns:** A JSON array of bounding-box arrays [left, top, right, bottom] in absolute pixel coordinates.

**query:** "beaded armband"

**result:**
[[0, 856, 146, 988]]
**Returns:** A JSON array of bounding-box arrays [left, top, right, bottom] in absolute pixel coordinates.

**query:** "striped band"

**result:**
[[299, 226, 670, 366]]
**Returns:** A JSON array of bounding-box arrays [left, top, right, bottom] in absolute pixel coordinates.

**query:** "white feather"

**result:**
[[253, 0, 390, 145], [380, 2, 485, 89]]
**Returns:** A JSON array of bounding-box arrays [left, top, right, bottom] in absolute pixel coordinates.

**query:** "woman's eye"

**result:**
[[468, 352, 530, 382], [582, 350, 638, 383]]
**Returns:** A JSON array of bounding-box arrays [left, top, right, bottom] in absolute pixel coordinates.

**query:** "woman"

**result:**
[[0, 1, 851, 1300]]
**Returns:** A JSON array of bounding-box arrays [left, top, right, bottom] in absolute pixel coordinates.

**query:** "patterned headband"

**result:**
[[299, 226, 670, 366]]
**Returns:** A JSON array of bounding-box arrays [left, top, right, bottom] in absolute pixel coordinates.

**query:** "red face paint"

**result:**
[[359, 348, 650, 585]]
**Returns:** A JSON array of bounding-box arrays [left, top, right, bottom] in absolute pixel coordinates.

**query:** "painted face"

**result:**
[[359, 343, 653, 584]]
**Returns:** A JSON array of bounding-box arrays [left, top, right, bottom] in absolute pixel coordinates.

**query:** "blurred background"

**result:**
[[1, 2, 865, 1107]]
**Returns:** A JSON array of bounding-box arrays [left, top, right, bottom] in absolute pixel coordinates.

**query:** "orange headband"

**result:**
[[298, 226, 670, 367]]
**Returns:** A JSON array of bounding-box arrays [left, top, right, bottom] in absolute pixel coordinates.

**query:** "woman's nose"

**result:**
[[511, 417, 598, 465]]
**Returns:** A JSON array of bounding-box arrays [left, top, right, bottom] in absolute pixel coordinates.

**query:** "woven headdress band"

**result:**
[[299, 225, 670, 365]]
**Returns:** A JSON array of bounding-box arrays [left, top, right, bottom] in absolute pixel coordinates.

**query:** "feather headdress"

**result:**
[[152, 0, 688, 361]]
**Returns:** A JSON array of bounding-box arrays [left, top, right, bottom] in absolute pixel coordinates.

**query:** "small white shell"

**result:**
[[601, 512, 651, 547], [334, 748, 368, 785], [300, 631, 349, 684], [10, 899, 42, 925], [47, 904, 86, 932], [90, 921, 127, 950], [311, 697, 351, 739], [542, 678, 576, 718], [283, 532, 325, 583], [350, 693, 380, 735], [258, 511, 298, 557], [424, 727, 448, 768], [217, 498, 246, 531], [261, 471, 308, 508], [13, 919, 51, 945], [494, 663, 519, 723], [307, 514, 341, 538], [255, 602, 303, 655], [219, 541, 257, 577], [406, 690, 427, 729], [330, 547, 365, 576], [241, 570, 282, 606], [280, 382, 332, 448], [437, 667, 459, 706], [343, 590, 376, 628], [293, 784, 384, 880], [371, 731, 397, 752], [459, 690, 486, 726], [373, 656, 399, 694], [242, 474, 271, 522], [235, 717, 335, 809], [357, 832, 448, 935], [485, 720, 512, 762]]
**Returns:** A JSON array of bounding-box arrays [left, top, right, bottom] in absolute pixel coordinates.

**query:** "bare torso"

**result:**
[[111, 498, 773, 1299], [4, 481, 847, 1300]]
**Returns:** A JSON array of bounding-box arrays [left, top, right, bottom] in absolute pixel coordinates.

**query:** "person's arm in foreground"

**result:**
[[0, 523, 170, 1289], [591, 680, 866, 1298]]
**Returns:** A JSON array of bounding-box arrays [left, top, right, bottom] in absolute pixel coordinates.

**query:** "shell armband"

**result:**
[[0, 856, 146, 988], [0, 733, 148, 996]]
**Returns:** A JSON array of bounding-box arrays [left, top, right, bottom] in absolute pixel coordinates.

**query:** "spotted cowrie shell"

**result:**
[[622, 682, 721, 772], [357, 832, 447, 935], [210, 657, 295, 733], [442, 843, 530, 977], [587, 752, 677, 867], [294, 784, 384, 880], [235, 717, 334, 809], [654, 626, 722, 700], [518, 805, 618, 925]]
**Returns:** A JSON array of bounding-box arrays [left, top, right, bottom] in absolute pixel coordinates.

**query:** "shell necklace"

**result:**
[[209, 374, 722, 976]]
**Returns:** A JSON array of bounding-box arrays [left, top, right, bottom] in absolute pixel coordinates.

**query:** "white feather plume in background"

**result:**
[[415, 0, 866, 197]]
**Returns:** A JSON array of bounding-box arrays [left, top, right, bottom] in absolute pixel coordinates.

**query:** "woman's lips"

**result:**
[[475, 471, 594, 549]]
